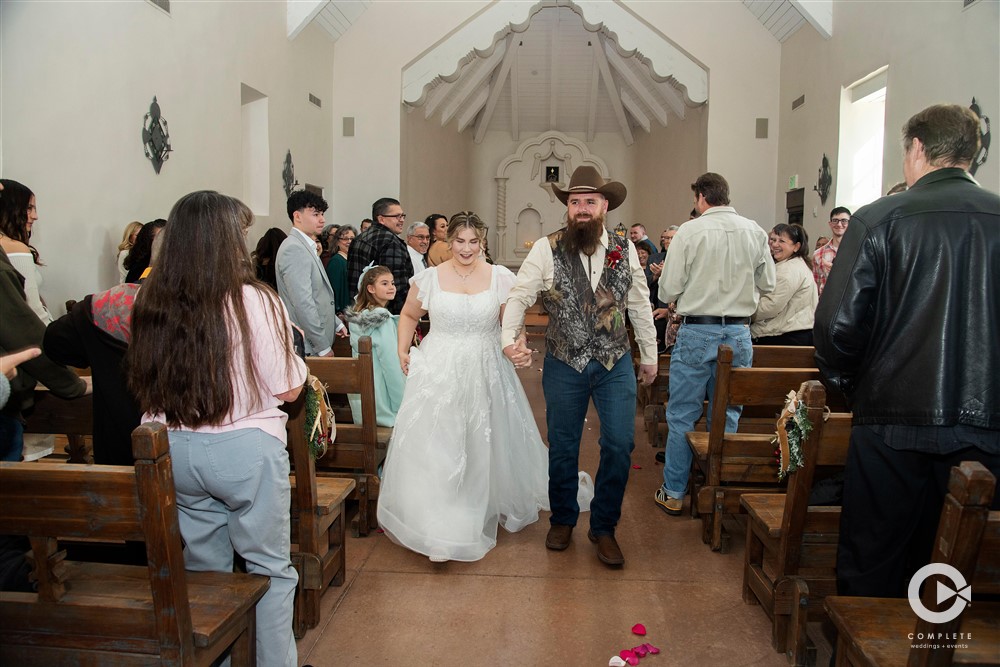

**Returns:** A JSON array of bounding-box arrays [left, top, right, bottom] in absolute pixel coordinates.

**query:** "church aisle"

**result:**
[[297, 354, 786, 666]]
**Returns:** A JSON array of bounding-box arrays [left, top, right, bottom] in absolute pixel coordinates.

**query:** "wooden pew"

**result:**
[[687, 345, 835, 552], [0, 422, 269, 666], [308, 336, 389, 537], [23, 389, 94, 463], [740, 380, 852, 664], [823, 461, 999, 667], [644, 345, 819, 448], [282, 390, 356, 638]]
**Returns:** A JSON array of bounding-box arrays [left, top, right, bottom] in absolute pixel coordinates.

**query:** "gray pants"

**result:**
[[168, 428, 297, 667]]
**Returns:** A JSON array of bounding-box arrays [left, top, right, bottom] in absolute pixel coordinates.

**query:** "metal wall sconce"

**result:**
[[814, 153, 832, 205], [970, 98, 991, 176], [142, 97, 172, 174], [282, 150, 300, 197]]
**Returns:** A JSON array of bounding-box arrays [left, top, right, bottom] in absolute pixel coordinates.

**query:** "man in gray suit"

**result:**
[[276, 190, 347, 357]]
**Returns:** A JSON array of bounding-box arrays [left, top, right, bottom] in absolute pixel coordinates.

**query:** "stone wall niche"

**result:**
[[494, 131, 611, 266]]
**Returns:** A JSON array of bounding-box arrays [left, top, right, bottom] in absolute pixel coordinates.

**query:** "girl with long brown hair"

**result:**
[[127, 191, 306, 667], [0, 179, 50, 323]]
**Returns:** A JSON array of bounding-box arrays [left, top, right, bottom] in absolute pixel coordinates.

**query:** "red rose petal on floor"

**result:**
[[632, 464, 642, 469], [619, 649, 639, 666], [644, 643, 660, 654], [631, 623, 646, 636], [633, 645, 648, 657]]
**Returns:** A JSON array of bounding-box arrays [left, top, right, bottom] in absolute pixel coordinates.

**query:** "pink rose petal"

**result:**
[[632, 464, 642, 469], [644, 643, 660, 654], [633, 644, 649, 657], [609, 658, 627, 667], [620, 649, 639, 666], [631, 623, 647, 636]]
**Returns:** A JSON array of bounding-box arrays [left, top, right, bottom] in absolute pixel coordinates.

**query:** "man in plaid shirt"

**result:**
[[347, 197, 414, 314], [813, 206, 851, 296]]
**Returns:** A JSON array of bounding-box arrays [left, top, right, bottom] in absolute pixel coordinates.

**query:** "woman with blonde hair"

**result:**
[[127, 191, 306, 667], [378, 211, 555, 563], [116, 221, 143, 282]]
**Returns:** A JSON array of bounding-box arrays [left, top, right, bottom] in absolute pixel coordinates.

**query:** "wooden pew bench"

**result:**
[[0, 423, 268, 666], [23, 389, 94, 463], [687, 345, 840, 552], [282, 390, 355, 638], [824, 461, 999, 667], [643, 345, 820, 449], [740, 380, 852, 665], [309, 336, 390, 537]]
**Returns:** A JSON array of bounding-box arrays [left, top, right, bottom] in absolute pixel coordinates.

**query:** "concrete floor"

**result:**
[[296, 353, 787, 667]]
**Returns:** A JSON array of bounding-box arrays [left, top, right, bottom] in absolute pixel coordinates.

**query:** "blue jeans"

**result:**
[[542, 352, 636, 536], [168, 428, 297, 667], [0, 415, 24, 461], [661, 323, 753, 499]]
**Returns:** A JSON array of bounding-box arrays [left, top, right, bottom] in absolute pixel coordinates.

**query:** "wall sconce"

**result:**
[[142, 97, 172, 174], [282, 150, 300, 197], [814, 153, 832, 205]]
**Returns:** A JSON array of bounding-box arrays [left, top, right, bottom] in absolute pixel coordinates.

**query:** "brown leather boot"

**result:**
[[588, 530, 624, 566], [545, 524, 573, 550]]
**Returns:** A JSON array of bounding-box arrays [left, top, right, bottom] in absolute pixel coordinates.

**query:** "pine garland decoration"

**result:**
[[773, 390, 813, 480], [304, 383, 331, 459]]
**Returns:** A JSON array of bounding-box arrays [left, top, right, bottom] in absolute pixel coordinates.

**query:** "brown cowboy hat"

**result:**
[[551, 166, 627, 211]]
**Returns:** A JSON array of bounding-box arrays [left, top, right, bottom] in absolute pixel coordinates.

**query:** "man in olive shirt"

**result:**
[[654, 173, 775, 515]]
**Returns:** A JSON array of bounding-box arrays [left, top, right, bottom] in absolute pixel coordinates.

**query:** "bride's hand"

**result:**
[[399, 351, 411, 376]]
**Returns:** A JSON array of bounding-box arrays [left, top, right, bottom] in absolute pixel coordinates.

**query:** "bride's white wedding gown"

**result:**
[[377, 265, 552, 562]]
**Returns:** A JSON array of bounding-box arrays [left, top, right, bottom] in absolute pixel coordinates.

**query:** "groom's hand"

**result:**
[[503, 337, 533, 369]]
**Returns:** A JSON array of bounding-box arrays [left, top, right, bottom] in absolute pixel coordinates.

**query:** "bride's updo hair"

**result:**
[[447, 211, 487, 244]]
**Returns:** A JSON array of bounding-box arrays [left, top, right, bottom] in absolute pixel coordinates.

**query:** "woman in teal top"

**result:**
[[326, 225, 356, 314]]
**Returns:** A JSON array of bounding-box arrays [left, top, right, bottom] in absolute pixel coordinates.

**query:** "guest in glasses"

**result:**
[[813, 206, 851, 296], [347, 198, 414, 314]]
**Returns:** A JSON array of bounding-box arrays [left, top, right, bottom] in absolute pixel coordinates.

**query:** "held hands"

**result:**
[[637, 363, 657, 386], [503, 334, 534, 369]]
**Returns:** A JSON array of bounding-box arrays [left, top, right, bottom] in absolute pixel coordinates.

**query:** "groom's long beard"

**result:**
[[563, 210, 606, 256]]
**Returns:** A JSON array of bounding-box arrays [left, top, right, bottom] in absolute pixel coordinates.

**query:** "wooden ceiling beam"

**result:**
[[440, 40, 507, 126], [603, 41, 668, 128], [510, 48, 520, 141], [586, 57, 599, 142], [474, 36, 517, 144], [457, 86, 489, 133], [620, 89, 651, 134], [591, 36, 633, 146]]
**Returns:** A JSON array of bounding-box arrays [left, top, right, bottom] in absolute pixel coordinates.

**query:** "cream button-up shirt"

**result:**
[[658, 206, 775, 317], [501, 228, 658, 366]]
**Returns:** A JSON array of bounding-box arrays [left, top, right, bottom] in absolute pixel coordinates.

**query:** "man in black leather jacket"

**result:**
[[814, 104, 1000, 598]]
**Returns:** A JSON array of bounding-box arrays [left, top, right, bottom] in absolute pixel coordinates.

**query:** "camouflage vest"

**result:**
[[541, 229, 632, 372]]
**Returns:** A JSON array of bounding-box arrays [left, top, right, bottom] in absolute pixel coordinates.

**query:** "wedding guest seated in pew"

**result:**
[[0, 179, 53, 324], [751, 223, 818, 346], [815, 104, 1000, 599], [115, 220, 142, 284], [127, 191, 306, 667], [1, 248, 90, 460]]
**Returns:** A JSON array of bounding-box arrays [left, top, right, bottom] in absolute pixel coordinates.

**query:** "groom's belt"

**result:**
[[682, 315, 751, 325]]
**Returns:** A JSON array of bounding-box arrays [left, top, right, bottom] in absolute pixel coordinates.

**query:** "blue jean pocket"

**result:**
[[204, 429, 264, 482]]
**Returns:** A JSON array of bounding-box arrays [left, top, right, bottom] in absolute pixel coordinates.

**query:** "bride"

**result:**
[[377, 211, 553, 562]]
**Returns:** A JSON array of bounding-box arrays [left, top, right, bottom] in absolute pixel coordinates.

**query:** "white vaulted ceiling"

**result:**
[[403, 5, 706, 146]]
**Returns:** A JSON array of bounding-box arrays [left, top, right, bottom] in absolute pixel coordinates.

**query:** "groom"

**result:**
[[502, 166, 658, 566]]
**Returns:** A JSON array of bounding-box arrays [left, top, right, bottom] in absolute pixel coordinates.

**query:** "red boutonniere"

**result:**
[[605, 245, 624, 270]]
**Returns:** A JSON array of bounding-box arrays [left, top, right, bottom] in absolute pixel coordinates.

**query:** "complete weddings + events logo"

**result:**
[[905, 563, 973, 650]]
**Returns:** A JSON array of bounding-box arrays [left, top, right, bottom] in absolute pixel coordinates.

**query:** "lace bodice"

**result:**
[[414, 266, 514, 339]]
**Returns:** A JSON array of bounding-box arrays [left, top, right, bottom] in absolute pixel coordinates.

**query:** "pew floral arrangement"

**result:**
[[773, 387, 812, 481], [304, 375, 336, 459]]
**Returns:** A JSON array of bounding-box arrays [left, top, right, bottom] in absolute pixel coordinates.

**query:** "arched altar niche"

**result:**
[[494, 131, 611, 266]]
